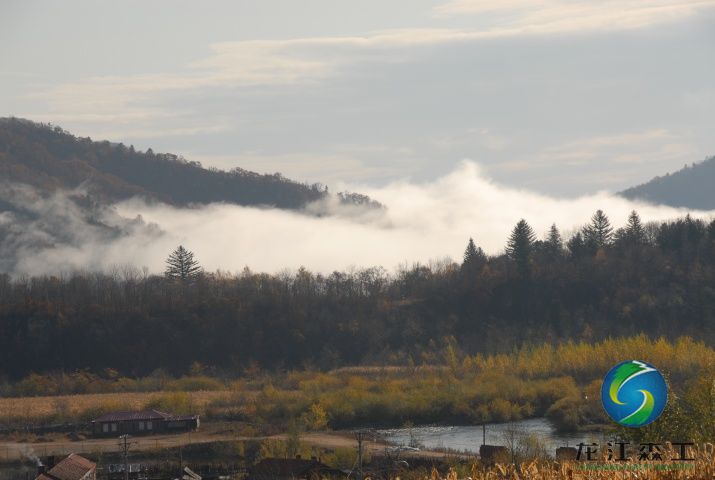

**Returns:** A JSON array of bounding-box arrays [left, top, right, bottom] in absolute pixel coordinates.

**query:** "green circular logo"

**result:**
[[601, 360, 668, 427]]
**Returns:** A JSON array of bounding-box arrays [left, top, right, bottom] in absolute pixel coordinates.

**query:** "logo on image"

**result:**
[[601, 360, 668, 427]]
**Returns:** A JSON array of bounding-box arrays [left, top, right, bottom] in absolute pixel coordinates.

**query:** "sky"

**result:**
[[1, 0, 715, 196]]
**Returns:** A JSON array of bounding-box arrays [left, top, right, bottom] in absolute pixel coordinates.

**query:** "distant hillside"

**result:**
[[0, 117, 379, 210], [621, 155, 715, 209]]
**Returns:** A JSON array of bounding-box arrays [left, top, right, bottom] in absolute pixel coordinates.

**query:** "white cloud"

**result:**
[[434, 0, 715, 34], [6, 0, 711, 197], [25, 0, 715, 140]]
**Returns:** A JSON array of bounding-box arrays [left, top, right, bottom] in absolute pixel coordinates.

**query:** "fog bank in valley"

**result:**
[[3, 162, 713, 276]]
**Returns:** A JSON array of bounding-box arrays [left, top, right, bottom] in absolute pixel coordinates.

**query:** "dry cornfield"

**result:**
[[419, 444, 715, 480]]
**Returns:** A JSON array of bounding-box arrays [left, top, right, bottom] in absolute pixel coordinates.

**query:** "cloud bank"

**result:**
[[25, 0, 715, 135], [2, 162, 713, 277]]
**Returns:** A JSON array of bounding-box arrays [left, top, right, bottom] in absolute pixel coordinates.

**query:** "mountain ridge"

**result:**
[[0, 117, 381, 210], [620, 155, 715, 209]]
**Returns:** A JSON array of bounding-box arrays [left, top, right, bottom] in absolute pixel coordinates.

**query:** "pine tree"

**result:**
[[567, 231, 586, 257], [463, 238, 486, 264], [506, 219, 536, 274], [545, 223, 563, 255], [624, 210, 646, 245], [462, 237, 486, 274], [585, 209, 613, 249], [165, 245, 202, 280], [463, 238, 478, 264]]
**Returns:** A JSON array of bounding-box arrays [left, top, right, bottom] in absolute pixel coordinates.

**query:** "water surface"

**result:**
[[379, 418, 605, 454]]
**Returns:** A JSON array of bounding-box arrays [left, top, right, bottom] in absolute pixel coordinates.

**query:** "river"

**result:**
[[378, 418, 606, 454]]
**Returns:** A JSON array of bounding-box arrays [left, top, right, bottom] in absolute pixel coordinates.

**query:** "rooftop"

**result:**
[[39, 454, 96, 480], [92, 409, 198, 423]]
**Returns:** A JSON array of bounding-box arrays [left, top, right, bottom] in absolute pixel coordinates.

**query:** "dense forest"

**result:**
[[621, 155, 715, 209], [0, 210, 714, 380], [0, 117, 379, 209]]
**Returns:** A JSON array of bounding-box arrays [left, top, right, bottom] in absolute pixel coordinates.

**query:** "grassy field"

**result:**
[[2, 335, 714, 444], [0, 390, 234, 426]]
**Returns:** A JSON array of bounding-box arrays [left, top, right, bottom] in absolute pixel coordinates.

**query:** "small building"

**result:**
[[91, 409, 199, 436], [36, 454, 96, 480], [248, 457, 343, 480]]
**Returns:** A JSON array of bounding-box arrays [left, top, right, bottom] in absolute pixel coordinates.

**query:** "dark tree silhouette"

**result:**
[[506, 219, 536, 274], [585, 209, 613, 249], [165, 245, 202, 280], [463, 238, 485, 264], [461, 237, 486, 276], [567, 231, 586, 258], [621, 210, 646, 245], [545, 223, 563, 255]]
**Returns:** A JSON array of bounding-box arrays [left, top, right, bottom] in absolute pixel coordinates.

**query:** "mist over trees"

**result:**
[[0, 210, 714, 380]]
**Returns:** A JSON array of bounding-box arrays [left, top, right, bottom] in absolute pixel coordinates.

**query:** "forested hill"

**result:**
[[620, 155, 715, 209], [0, 117, 378, 209], [1, 211, 715, 379]]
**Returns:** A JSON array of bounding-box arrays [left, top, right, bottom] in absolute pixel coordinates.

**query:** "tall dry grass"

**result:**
[[425, 444, 714, 479], [0, 390, 233, 425]]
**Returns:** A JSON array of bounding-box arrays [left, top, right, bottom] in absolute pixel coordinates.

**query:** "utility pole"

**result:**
[[119, 435, 130, 480], [179, 445, 183, 480], [355, 431, 364, 480]]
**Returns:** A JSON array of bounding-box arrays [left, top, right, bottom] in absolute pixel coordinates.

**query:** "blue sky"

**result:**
[[2, 0, 714, 195]]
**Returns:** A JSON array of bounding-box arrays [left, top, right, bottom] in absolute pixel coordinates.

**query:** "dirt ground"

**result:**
[[0, 426, 471, 463]]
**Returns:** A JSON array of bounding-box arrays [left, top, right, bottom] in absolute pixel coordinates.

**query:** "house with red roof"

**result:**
[[35, 454, 96, 480]]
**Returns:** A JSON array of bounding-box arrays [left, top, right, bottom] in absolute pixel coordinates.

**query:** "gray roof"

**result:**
[[92, 409, 197, 423]]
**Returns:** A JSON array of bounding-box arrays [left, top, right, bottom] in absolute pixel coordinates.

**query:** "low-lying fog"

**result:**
[[2, 161, 713, 276]]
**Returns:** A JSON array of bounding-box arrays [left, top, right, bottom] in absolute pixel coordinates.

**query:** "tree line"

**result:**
[[0, 210, 714, 380]]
